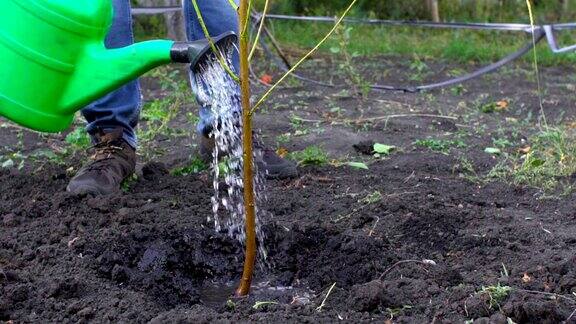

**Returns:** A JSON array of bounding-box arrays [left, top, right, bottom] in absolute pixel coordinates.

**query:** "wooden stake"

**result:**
[[430, 0, 440, 22], [236, 0, 257, 297]]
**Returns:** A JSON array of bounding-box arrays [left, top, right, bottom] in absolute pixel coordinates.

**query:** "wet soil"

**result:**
[[1, 56, 576, 323]]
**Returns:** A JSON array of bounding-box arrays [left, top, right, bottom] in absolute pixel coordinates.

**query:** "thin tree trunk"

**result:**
[[236, 0, 257, 297]]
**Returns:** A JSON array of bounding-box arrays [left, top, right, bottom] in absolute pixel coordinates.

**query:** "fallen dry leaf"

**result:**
[[522, 272, 533, 283], [276, 147, 289, 158], [519, 146, 531, 154], [496, 100, 509, 111]]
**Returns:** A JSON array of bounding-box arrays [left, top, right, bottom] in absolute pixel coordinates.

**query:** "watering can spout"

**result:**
[[62, 31, 238, 115], [169, 31, 237, 67]]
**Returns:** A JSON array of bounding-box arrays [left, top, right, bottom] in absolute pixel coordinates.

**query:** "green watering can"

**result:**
[[0, 0, 236, 132]]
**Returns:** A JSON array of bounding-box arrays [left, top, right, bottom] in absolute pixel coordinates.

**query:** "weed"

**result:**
[[360, 190, 382, 204], [414, 138, 467, 154], [30, 149, 66, 166], [121, 174, 138, 193], [450, 84, 467, 96], [478, 284, 512, 309], [276, 133, 291, 145], [171, 156, 208, 176], [0, 152, 25, 170], [510, 128, 576, 193], [225, 299, 236, 311], [137, 68, 193, 161], [65, 127, 92, 150], [386, 305, 413, 320], [485, 160, 512, 181], [289, 146, 329, 166], [289, 114, 310, 136], [492, 138, 513, 148], [408, 55, 430, 81], [454, 156, 480, 183], [331, 25, 371, 98], [479, 100, 509, 114]]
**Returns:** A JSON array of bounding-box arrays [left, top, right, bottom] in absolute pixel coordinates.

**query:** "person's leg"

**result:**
[[67, 0, 138, 195], [182, 0, 240, 136], [81, 0, 141, 149], [182, 0, 297, 179]]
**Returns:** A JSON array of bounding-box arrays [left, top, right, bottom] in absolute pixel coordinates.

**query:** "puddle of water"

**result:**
[[199, 282, 236, 308], [199, 281, 304, 308]]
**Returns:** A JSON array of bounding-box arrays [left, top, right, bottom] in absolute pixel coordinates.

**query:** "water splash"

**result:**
[[194, 47, 268, 261]]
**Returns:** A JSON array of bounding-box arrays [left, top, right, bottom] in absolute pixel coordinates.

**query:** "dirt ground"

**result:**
[[1, 55, 576, 323]]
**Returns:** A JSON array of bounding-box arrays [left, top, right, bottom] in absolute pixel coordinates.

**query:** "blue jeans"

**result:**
[[82, 0, 240, 148]]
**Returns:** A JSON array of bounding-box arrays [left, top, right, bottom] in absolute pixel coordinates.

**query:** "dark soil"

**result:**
[[1, 55, 576, 323]]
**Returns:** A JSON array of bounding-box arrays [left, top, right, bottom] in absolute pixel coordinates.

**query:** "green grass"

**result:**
[[509, 128, 576, 193], [266, 21, 576, 66], [471, 127, 576, 195], [137, 68, 194, 161], [414, 137, 467, 154], [65, 127, 92, 150]]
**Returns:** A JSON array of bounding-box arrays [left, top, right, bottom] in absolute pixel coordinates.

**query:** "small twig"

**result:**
[[379, 259, 437, 280], [403, 171, 416, 183], [261, 26, 293, 67], [567, 307, 576, 321], [316, 282, 337, 312], [252, 301, 279, 309], [539, 222, 552, 234], [249, 3, 269, 61], [515, 289, 576, 304], [368, 216, 380, 237]]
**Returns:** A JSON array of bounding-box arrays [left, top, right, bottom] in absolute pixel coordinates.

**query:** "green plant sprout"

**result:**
[[478, 284, 512, 309], [331, 25, 370, 98], [414, 138, 467, 154], [171, 156, 208, 176], [288, 146, 329, 166]]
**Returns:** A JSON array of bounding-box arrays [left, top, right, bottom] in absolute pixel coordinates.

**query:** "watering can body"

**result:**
[[0, 0, 234, 132]]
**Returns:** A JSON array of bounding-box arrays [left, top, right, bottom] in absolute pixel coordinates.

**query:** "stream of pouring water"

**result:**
[[193, 47, 268, 262]]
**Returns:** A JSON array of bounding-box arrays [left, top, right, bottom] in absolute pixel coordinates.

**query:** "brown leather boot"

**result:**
[[198, 134, 298, 179], [67, 128, 136, 196]]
